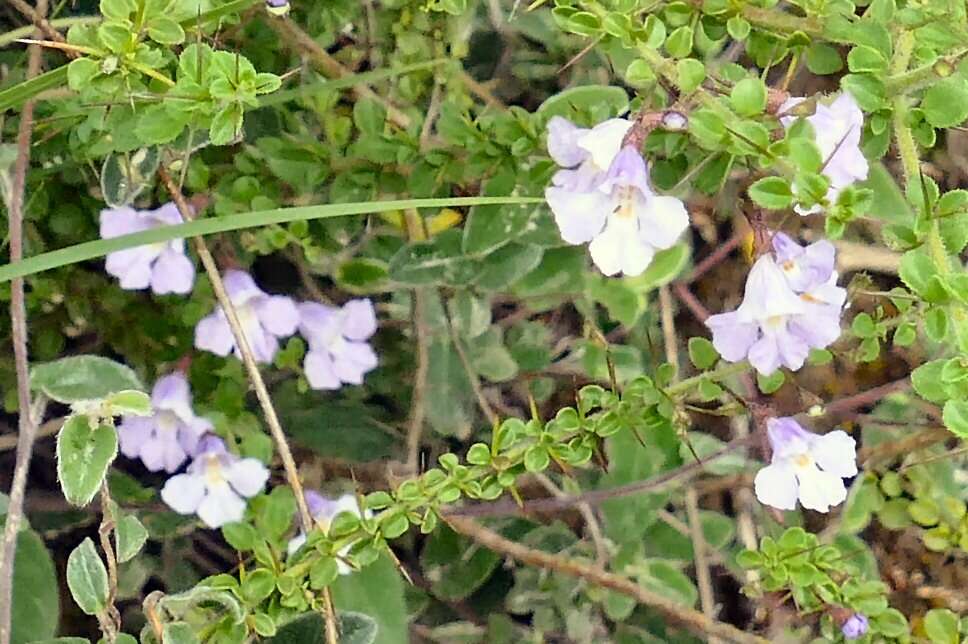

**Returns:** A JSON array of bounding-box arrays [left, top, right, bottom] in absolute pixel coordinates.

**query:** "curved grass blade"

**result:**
[[0, 65, 69, 113], [0, 196, 544, 283]]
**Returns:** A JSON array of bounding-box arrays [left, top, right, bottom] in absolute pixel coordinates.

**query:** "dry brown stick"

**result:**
[[533, 472, 608, 565], [0, 416, 62, 452], [9, 0, 71, 50], [267, 17, 411, 129], [160, 168, 341, 644], [685, 487, 722, 644], [446, 515, 768, 644], [0, 4, 47, 641]]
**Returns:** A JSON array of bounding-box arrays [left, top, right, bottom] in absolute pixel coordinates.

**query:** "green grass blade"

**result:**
[[258, 59, 449, 107], [0, 65, 70, 113], [182, 0, 261, 29], [0, 196, 544, 283]]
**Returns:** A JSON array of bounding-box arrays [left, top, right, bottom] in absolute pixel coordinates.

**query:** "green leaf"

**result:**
[[114, 513, 148, 563], [687, 337, 719, 369], [8, 526, 59, 643], [847, 45, 888, 73], [210, 103, 243, 145], [756, 370, 785, 394], [676, 59, 706, 93], [725, 15, 750, 40], [162, 623, 199, 644], [942, 399, 968, 438], [921, 77, 968, 128], [912, 359, 950, 404], [841, 73, 885, 112], [748, 177, 793, 209], [925, 307, 949, 342], [104, 390, 151, 416], [66, 538, 109, 616], [353, 99, 387, 135], [99, 147, 161, 208], [310, 558, 339, 589], [537, 85, 628, 119], [806, 42, 843, 74], [147, 17, 185, 44], [56, 416, 119, 507], [664, 26, 693, 58], [730, 78, 768, 116], [331, 556, 407, 644], [923, 608, 959, 644], [100, 0, 136, 20], [899, 249, 946, 302], [0, 197, 544, 285], [625, 243, 690, 291], [462, 170, 530, 254], [241, 569, 276, 604], [421, 525, 502, 601], [222, 522, 261, 551]]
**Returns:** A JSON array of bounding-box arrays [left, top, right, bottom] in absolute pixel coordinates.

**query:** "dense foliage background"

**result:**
[[2, 0, 968, 642]]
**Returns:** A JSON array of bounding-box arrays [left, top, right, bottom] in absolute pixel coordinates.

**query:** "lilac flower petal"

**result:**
[[242, 320, 279, 364], [226, 458, 270, 498], [546, 116, 588, 167], [105, 246, 163, 290], [771, 232, 803, 264], [222, 270, 263, 305], [735, 256, 806, 321], [305, 349, 341, 390], [588, 217, 654, 277], [635, 194, 689, 250], [147, 202, 185, 226], [774, 325, 810, 371], [809, 430, 857, 478], [842, 614, 869, 640], [766, 417, 813, 460], [161, 473, 207, 514], [197, 483, 247, 528], [304, 490, 328, 518], [152, 374, 194, 423], [150, 248, 195, 295], [118, 417, 154, 459], [747, 334, 783, 375], [341, 299, 378, 341], [195, 312, 235, 356], [576, 118, 633, 171], [254, 295, 300, 337], [332, 342, 378, 385], [600, 146, 652, 195], [551, 164, 604, 193], [100, 206, 152, 238], [545, 186, 610, 245], [753, 462, 798, 511], [796, 466, 847, 512], [195, 434, 228, 456], [298, 302, 340, 344], [706, 312, 759, 362]]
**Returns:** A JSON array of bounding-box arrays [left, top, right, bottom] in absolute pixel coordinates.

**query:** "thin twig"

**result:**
[[446, 435, 756, 517], [406, 289, 431, 473], [685, 487, 721, 644], [0, 416, 62, 452], [446, 516, 768, 644], [97, 483, 121, 643], [444, 304, 499, 427], [658, 285, 679, 378], [267, 17, 411, 129], [158, 167, 340, 644], [0, 4, 47, 641], [656, 509, 728, 567], [533, 472, 608, 565]]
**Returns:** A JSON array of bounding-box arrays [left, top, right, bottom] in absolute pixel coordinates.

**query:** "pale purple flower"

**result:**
[[779, 93, 868, 214], [705, 235, 846, 375], [100, 203, 195, 294], [265, 0, 290, 15], [194, 270, 299, 364], [118, 373, 211, 473], [160, 435, 269, 528], [841, 613, 869, 640], [298, 299, 378, 390], [287, 491, 370, 574], [545, 123, 690, 277], [754, 418, 857, 513]]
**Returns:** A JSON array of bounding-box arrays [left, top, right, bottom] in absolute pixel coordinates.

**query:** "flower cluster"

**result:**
[[544, 116, 690, 277], [193, 273, 379, 389], [100, 203, 195, 295], [288, 491, 370, 575], [779, 93, 869, 214], [161, 434, 270, 529], [117, 373, 211, 473], [754, 417, 857, 513], [705, 233, 846, 376]]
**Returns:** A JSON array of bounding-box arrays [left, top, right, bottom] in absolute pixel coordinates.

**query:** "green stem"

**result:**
[[666, 361, 751, 397], [0, 15, 99, 48], [738, 5, 824, 39], [0, 196, 545, 283], [884, 48, 968, 94]]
